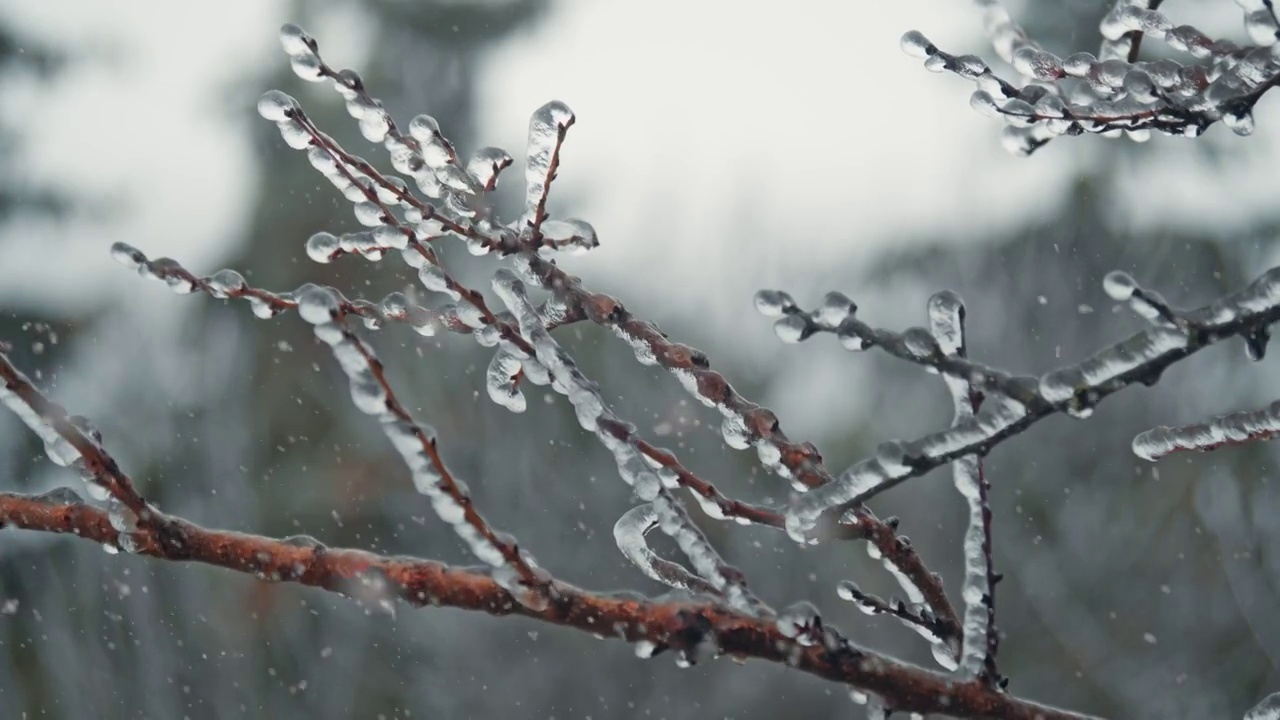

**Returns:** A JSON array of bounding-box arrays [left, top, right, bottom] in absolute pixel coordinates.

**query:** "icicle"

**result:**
[[520, 101, 575, 234], [613, 504, 718, 595], [928, 291, 986, 677]]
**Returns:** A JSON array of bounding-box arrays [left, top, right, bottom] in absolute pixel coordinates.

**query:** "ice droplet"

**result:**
[[110, 242, 147, 270], [257, 90, 299, 122], [816, 291, 856, 328], [900, 30, 934, 59], [290, 52, 325, 82], [773, 315, 810, 344], [298, 286, 340, 325], [306, 232, 340, 263], [279, 23, 317, 56], [1103, 270, 1137, 301], [754, 289, 796, 318]]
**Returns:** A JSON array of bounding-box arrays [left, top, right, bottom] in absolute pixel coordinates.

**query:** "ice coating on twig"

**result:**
[[521, 101, 575, 240], [1247, 692, 1280, 720], [775, 600, 824, 647], [295, 286, 549, 609], [0, 357, 111, 503], [264, 24, 600, 264], [837, 579, 951, 651], [784, 392, 1027, 542], [1134, 399, 1280, 461], [928, 291, 995, 682], [614, 504, 720, 596], [902, 0, 1280, 153], [0, 352, 168, 554], [493, 269, 766, 616], [768, 264, 1280, 541], [1038, 326, 1189, 413], [1103, 270, 1180, 326], [109, 241, 455, 334]]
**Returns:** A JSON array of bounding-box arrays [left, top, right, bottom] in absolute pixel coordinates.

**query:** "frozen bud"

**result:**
[[467, 146, 514, 189], [277, 118, 313, 149], [753, 289, 796, 317], [109, 242, 147, 270], [900, 30, 934, 59], [531, 100, 575, 131], [207, 269, 246, 298], [372, 224, 409, 251], [306, 232, 340, 264], [409, 114, 441, 143], [359, 110, 391, 142], [1224, 106, 1256, 137], [816, 291, 856, 328], [1062, 52, 1096, 77], [773, 315, 811, 344], [540, 218, 599, 254], [970, 90, 1002, 119], [353, 201, 384, 227], [257, 90, 298, 122], [290, 52, 325, 83], [297, 286, 340, 325], [1102, 270, 1137, 301], [776, 601, 822, 646], [279, 23, 317, 56]]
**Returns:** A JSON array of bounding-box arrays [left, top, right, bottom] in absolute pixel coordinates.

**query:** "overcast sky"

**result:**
[[1, 0, 1276, 316]]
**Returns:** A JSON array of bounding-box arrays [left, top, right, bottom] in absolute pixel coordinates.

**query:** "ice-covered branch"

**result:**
[[1133, 399, 1280, 461], [0, 351, 171, 553], [493, 269, 767, 618], [903, 0, 1280, 154], [0, 490, 1098, 719], [292, 286, 550, 607], [509, 254, 961, 640], [1247, 693, 1280, 720], [836, 579, 954, 652], [614, 504, 722, 596], [260, 24, 958, 642], [928, 291, 1000, 686], [768, 265, 1280, 540]]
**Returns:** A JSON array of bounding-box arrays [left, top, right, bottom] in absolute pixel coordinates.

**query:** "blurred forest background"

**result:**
[[2, 0, 1280, 718]]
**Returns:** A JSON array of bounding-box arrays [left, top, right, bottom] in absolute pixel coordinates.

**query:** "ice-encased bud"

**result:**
[[257, 90, 299, 122]]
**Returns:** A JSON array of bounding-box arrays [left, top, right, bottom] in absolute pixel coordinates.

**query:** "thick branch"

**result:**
[[0, 491, 1098, 720]]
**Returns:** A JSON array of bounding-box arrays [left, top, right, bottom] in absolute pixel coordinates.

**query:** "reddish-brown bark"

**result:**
[[0, 491, 1096, 720]]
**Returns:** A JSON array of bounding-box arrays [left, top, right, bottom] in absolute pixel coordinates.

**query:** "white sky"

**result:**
[[0, 0, 1275, 316]]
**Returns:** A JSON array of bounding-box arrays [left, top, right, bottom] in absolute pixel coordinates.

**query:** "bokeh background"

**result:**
[[1, 0, 1279, 718]]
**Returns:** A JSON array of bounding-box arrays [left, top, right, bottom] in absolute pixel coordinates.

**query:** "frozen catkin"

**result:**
[[903, 0, 1280, 154]]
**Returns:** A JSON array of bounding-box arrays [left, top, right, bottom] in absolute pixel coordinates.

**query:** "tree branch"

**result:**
[[0, 491, 1099, 720]]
